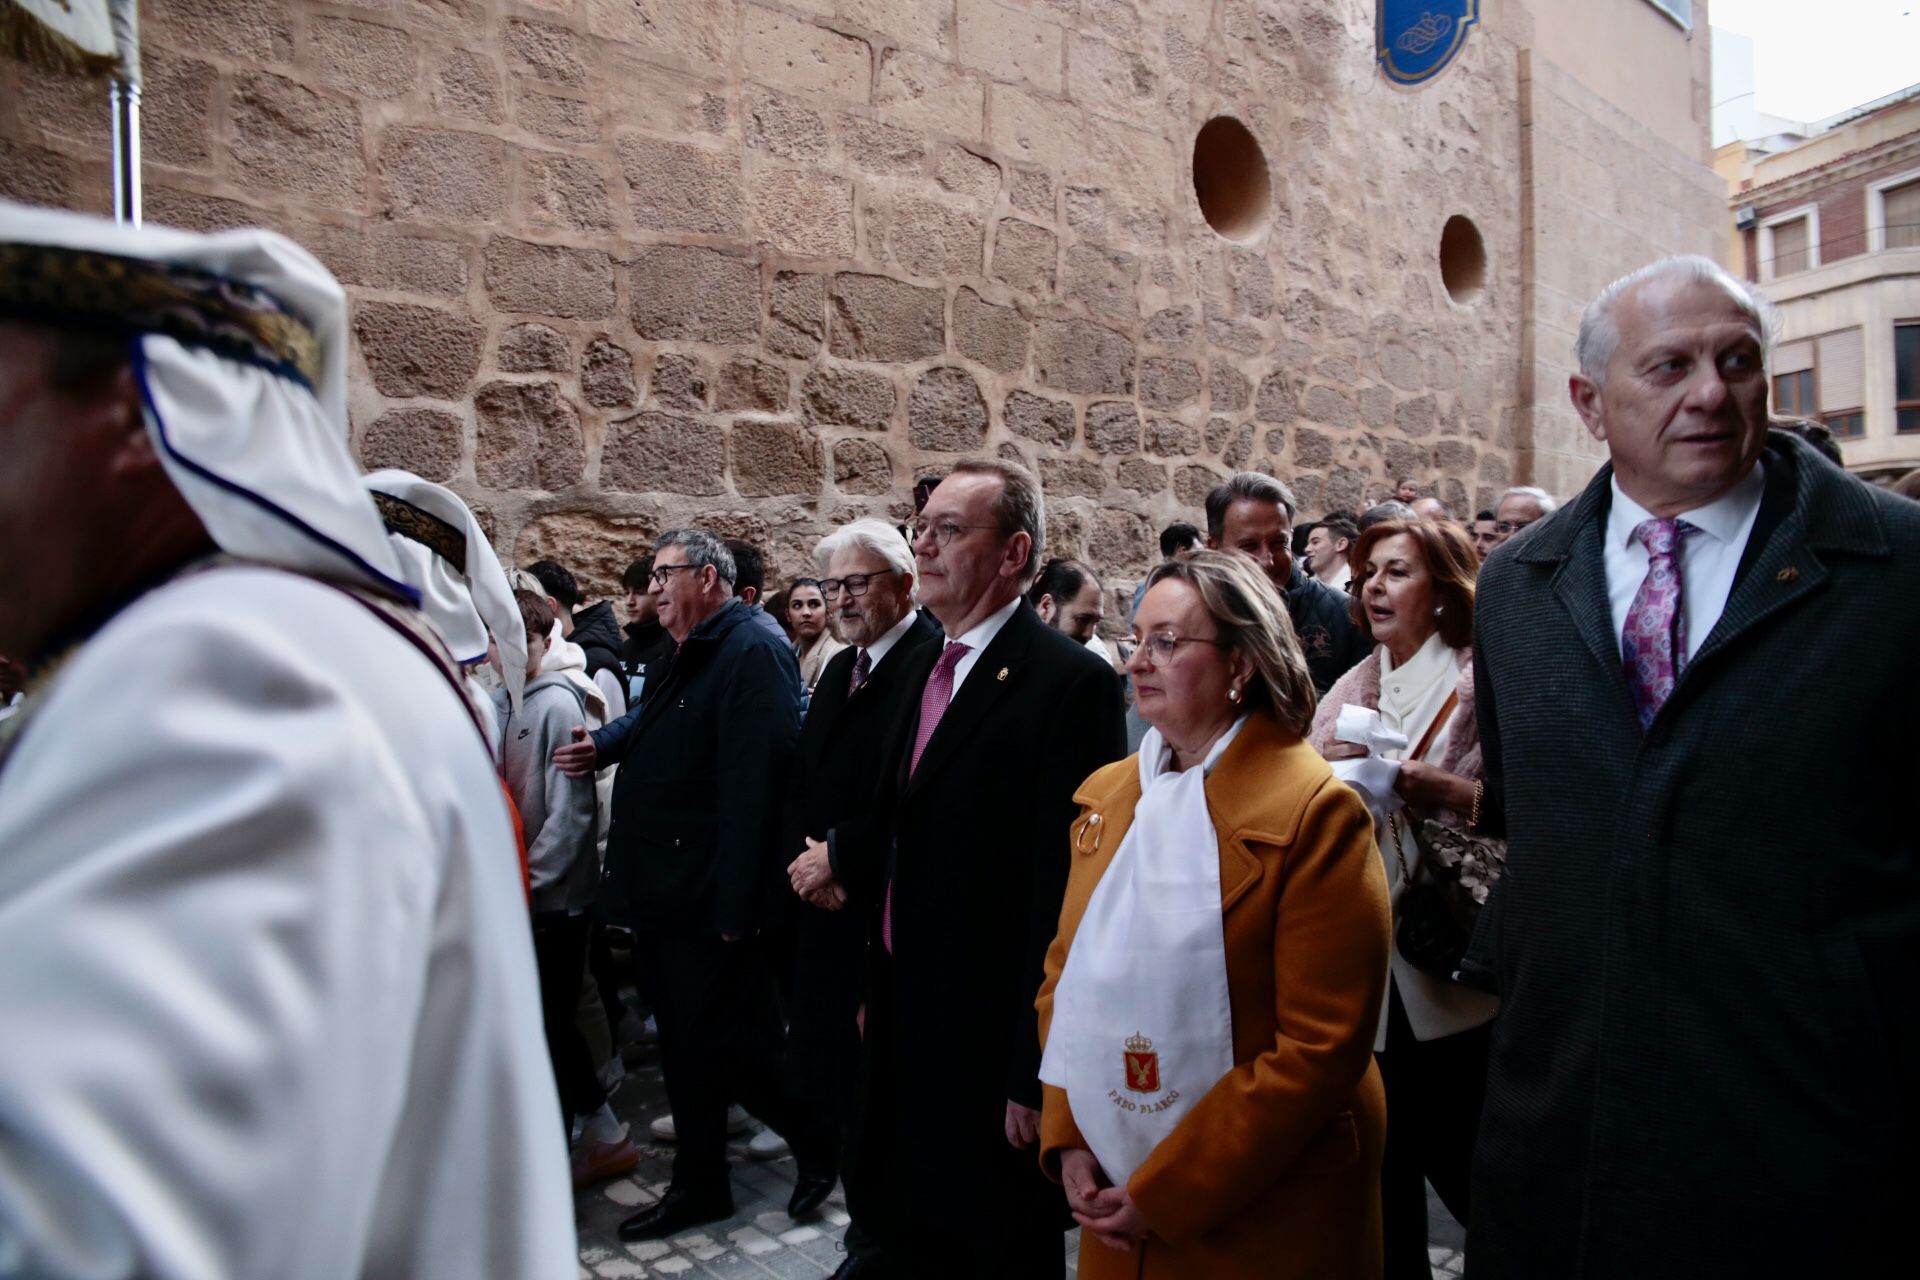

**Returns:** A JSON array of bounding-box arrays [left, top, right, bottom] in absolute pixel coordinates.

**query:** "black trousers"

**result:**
[[531, 910, 606, 1130], [1376, 982, 1493, 1280], [643, 931, 829, 1194]]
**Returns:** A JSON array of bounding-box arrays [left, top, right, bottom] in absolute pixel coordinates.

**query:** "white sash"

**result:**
[[1039, 719, 1243, 1187]]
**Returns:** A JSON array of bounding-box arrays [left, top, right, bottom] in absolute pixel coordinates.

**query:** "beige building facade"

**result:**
[[0, 0, 1726, 604], [1719, 87, 1920, 482]]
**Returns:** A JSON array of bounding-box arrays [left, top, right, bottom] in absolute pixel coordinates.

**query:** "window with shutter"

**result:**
[[1883, 180, 1920, 251], [1897, 322, 1920, 435], [1816, 329, 1863, 417], [1770, 218, 1810, 276]]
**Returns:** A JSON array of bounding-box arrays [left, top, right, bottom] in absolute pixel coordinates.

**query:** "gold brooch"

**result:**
[[1776, 567, 1800, 583], [996, 666, 1009, 681]]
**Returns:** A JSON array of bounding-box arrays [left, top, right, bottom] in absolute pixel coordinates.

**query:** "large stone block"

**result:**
[[907, 367, 989, 452], [359, 408, 463, 482], [1067, 32, 1158, 123], [629, 247, 761, 344], [505, 17, 587, 87], [952, 288, 1028, 373], [1395, 395, 1437, 438], [1144, 416, 1202, 457], [1063, 243, 1137, 321], [1004, 390, 1074, 449], [651, 354, 711, 411], [832, 438, 894, 495], [769, 272, 826, 359], [878, 194, 983, 278], [1116, 459, 1168, 495], [987, 84, 1082, 175], [744, 6, 871, 101], [1293, 427, 1334, 469], [148, 0, 291, 62], [519, 92, 599, 144], [1034, 318, 1133, 396], [380, 126, 506, 221], [733, 420, 824, 496], [1173, 464, 1223, 507], [717, 357, 791, 412], [353, 301, 482, 400], [840, 114, 928, 175], [603, 411, 726, 495], [620, 137, 743, 234], [230, 74, 366, 201], [295, 223, 469, 298], [582, 338, 638, 408], [957, 0, 1062, 93], [474, 380, 586, 491], [803, 366, 896, 431], [143, 51, 218, 169], [1301, 385, 1354, 429], [434, 48, 503, 123], [874, 49, 984, 138], [523, 151, 612, 232], [483, 237, 616, 319], [1040, 458, 1107, 498], [312, 17, 416, 100], [586, 0, 736, 70], [1210, 360, 1251, 412], [1138, 358, 1201, 410], [498, 323, 570, 372], [1253, 373, 1299, 424], [841, 0, 952, 56], [990, 219, 1057, 295], [1008, 167, 1052, 218], [750, 169, 856, 258], [1090, 508, 1154, 574], [747, 90, 831, 162], [607, 57, 731, 136], [512, 511, 662, 603], [1144, 306, 1195, 346], [936, 146, 1001, 204], [828, 274, 945, 363], [1378, 342, 1426, 392], [1084, 401, 1141, 455]]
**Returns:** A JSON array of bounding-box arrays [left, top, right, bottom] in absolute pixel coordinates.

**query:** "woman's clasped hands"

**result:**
[[1060, 1149, 1150, 1252]]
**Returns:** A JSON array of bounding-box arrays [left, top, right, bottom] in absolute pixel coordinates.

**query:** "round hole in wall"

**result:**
[[1439, 214, 1486, 304], [1192, 116, 1271, 241]]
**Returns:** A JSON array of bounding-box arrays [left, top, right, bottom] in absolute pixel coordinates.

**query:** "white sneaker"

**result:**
[[649, 1105, 751, 1142], [746, 1127, 791, 1161]]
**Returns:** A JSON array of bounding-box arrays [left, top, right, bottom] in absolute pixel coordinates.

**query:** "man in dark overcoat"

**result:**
[[1466, 256, 1920, 1276], [792, 460, 1126, 1279]]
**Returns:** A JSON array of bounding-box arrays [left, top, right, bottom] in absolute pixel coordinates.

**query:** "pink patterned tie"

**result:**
[[847, 649, 871, 698], [1622, 518, 1698, 729], [883, 640, 970, 953]]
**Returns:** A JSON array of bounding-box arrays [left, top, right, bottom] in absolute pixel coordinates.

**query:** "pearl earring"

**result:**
[[1434, 605, 1445, 615], [1228, 686, 1242, 703]]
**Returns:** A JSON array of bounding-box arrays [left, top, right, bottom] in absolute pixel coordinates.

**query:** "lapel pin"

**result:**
[[996, 666, 1009, 681], [1776, 567, 1799, 583]]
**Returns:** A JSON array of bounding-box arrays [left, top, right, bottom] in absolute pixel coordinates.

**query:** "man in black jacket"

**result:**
[[1204, 471, 1367, 694], [555, 529, 828, 1240], [618, 555, 673, 706], [791, 460, 1125, 1279], [1465, 256, 1920, 1276], [780, 518, 939, 1280]]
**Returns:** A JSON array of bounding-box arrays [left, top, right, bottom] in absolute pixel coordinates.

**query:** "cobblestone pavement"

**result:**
[[574, 1045, 1466, 1278]]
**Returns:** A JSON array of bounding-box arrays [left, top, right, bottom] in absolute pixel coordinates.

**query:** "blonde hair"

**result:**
[[1145, 549, 1317, 736]]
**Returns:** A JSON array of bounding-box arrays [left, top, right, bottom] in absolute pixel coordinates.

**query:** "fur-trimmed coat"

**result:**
[[1307, 644, 1484, 820]]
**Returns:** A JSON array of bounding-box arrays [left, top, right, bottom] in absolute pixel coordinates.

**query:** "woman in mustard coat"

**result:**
[[1036, 551, 1391, 1279]]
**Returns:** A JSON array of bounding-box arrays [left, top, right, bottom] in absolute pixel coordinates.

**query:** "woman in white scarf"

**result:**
[[1307, 517, 1498, 1280], [1036, 551, 1391, 1279]]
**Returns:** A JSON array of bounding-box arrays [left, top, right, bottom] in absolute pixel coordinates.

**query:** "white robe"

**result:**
[[0, 566, 574, 1280]]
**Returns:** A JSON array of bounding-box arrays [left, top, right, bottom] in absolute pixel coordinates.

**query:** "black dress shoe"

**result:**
[[787, 1170, 836, 1219], [617, 1186, 734, 1241]]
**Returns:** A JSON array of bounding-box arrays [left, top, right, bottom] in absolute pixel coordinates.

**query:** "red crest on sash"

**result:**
[[1123, 1032, 1160, 1094]]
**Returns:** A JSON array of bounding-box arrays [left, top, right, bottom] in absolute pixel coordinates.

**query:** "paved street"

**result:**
[[574, 1044, 1466, 1278]]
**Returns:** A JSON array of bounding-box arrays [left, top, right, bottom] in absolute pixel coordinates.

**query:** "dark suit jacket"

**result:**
[[1464, 433, 1920, 1277], [831, 601, 1126, 1218], [779, 611, 942, 1104], [592, 600, 801, 939]]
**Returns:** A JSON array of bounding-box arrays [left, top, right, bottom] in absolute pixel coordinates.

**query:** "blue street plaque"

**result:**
[[1377, 0, 1480, 86]]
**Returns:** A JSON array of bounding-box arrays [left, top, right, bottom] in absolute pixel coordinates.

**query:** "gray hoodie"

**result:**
[[502, 673, 598, 915]]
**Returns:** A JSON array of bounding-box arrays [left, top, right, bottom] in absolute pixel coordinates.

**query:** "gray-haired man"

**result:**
[[554, 529, 830, 1240]]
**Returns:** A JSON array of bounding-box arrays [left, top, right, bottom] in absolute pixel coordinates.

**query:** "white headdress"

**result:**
[[0, 199, 412, 601], [364, 470, 526, 710]]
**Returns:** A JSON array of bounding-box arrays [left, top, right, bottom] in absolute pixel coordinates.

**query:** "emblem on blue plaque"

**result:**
[[1377, 0, 1479, 86]]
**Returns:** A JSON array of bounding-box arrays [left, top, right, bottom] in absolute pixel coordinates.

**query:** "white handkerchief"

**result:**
[[1330, 705, 1407, 820]]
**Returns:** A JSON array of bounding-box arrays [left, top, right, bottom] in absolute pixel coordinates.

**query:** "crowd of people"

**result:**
[[2, 198, 1918, 1280]]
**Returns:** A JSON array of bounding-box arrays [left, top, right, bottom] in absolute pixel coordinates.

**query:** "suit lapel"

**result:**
[[900, 605, 1034, 800], [1550, 515, 1633, 705]]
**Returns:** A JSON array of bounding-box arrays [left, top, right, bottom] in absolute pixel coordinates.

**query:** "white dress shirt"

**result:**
[[1604, 464, 1766, 665], [861, 608, 921, 674], [945, 596, 1022, 700]]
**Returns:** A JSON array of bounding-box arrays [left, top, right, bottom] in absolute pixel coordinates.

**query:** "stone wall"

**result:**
[[0, 0, 1713, 611]]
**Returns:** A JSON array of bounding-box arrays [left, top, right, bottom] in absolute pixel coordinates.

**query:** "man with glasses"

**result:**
[[555, 529, 831, 1241], [1492, 485, 1558, 546], [789, 460, 1124, 1279], [779, 519, 939, 1279]]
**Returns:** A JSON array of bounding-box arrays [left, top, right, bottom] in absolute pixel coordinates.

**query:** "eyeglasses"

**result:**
[[1131, 631, 1229, 669], [907, 518, 1002, 548], [649, 563, 700, 587], [1494, 519, 1533, 535], [819, 569, 897, 598]]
